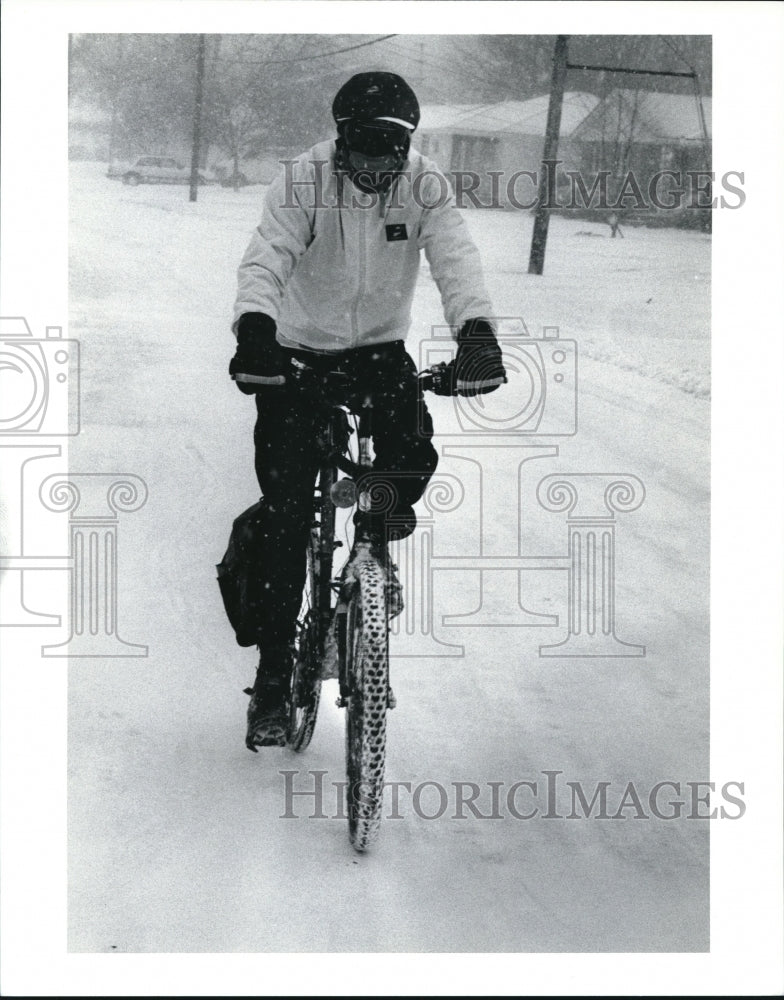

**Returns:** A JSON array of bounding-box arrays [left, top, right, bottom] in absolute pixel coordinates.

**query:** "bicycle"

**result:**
[[236, 355, 450, 852]]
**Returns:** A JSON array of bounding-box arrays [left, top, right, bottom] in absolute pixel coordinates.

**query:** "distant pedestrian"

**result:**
[[608, 211, 624, 238]]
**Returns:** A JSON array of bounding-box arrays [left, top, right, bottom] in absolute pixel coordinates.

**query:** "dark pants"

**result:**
[[252, 340, 438, 669]]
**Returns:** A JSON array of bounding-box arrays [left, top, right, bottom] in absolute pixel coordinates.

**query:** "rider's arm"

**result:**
[[231, 160, 316, 392], [414, 162, 495, 331], [233, 157, 317, 331], [414, 162, 505, 395]]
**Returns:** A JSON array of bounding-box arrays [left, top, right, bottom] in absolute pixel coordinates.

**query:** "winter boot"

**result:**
[[244, 646, 294, 750]]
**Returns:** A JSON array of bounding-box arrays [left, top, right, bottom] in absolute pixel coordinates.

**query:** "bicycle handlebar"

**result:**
[[417, 361, 455, 396], [231, 360, 455, 395]]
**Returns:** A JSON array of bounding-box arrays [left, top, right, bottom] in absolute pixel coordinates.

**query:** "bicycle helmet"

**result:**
[[332, 72, 420, 130], [332, 72, 420, 194]]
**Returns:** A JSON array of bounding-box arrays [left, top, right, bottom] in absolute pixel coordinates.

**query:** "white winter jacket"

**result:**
[[233, 140, 494, 352]]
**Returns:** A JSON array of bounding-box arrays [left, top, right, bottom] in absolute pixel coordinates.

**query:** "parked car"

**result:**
[[107, 156, 217, 186]]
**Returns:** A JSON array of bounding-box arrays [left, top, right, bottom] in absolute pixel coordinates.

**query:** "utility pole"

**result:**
[[202, 34, 221, 176], [527, 39, 710, 271], [528, 35, 568, 275], [189, 34, 206, 203], [108, 35, 125, 164]]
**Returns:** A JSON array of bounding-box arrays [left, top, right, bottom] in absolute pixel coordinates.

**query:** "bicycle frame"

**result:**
[[309, 393, 377, 694]]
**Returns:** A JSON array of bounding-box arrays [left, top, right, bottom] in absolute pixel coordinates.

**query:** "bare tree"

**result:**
[[201, 37, 270, 188], [71, 34, 198, 161]]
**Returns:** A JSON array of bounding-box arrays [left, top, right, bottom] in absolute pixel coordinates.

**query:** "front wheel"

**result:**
[[344, 557, 390, 852]]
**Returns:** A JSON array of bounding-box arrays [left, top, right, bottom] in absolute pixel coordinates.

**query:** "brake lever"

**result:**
[[419, 361, 456, 396]]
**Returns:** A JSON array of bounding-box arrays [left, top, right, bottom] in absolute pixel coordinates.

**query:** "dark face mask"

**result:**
[[338, 120, 411, 193]]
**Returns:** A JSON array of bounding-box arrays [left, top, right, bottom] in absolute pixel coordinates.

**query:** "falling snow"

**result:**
[[67, 162, 709, 952]]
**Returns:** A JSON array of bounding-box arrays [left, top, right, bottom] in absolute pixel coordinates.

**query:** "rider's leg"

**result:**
[[251, 383, 321, 682], [354, 342, 439, 540]]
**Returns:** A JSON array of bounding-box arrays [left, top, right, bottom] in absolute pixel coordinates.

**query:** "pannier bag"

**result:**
[[216, 500, 267, 647]]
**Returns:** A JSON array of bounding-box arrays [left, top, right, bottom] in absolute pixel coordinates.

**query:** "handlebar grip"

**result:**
[[232, 372, 286, 387], [418, 371, 434, 393]]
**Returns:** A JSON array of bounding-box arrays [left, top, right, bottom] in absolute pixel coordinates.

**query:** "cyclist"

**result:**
[[228, 71, 506, 747]]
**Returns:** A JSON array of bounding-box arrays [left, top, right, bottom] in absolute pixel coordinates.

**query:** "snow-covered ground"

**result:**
[[67, 161, 709, 952]]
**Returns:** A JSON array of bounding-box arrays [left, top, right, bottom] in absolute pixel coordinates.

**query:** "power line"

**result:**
[[214, 34, 398, 67], [446, 36, 544, 93], [659, 35, 696, 75], [565, 61, 696, 80], [382, 41, 510, 102]]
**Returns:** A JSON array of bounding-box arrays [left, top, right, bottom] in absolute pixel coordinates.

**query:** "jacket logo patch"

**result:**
[[386, 223, 408, 242]]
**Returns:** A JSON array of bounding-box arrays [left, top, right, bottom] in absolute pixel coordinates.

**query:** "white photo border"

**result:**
[[1, 0, 782, 995]]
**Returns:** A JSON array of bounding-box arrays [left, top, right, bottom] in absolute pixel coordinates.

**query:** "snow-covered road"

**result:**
[[67, 163, 710, 952]]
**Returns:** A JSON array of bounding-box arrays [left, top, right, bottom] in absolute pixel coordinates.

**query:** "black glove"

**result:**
[[229, 313, 288, 394], [453, 318, 506, 396]]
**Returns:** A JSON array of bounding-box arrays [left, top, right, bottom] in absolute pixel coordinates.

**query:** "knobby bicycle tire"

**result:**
[[289, 466, 335, 751], [345, 556, 390, 852]]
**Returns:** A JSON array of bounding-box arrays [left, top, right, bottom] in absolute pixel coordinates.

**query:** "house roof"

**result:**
[[570, 89, 712, 144], [418, 104, 484, 131], [418, 92, 600, 138]]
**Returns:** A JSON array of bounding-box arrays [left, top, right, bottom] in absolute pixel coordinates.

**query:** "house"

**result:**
[[570, 88, 712, 182], [415, 92, 600, 208], [565, 89, 713, 227]]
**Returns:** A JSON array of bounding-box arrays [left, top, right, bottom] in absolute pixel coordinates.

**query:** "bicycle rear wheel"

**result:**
[[344, 556, 390, 852], [288, 467, 335, 751]]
